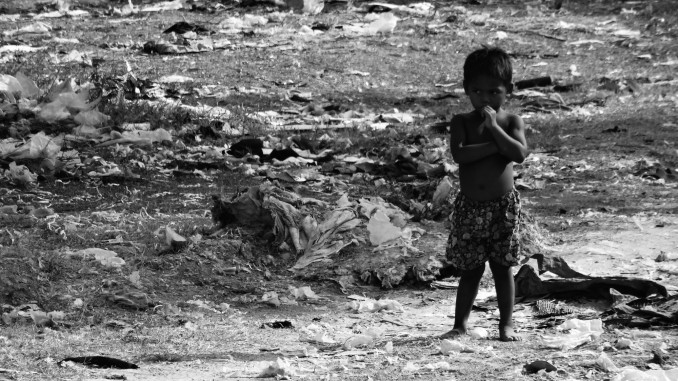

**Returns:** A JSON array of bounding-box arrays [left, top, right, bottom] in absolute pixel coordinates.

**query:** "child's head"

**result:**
[[463, 46, 513, 111], [463, 46, 513, 93]]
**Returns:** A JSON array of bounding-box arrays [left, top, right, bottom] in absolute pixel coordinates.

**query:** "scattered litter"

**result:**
[[165, 226, 188, 251], [523, 360, 557, 374], [440, 339, 466, 354], [29, 311, 54, 327], [344, 334, 373, 349], [348, 298, 404, 313], [74, 248, 125, 268], [4, 162, 38, 187], [541, 331, 591, 350], [299, 324, 335, 344], [558, 318, 604, 338], [468, 327, 489, 339], [612, 368, 678, 381], [289, 286, 319, 300], [58, 356, 138, 369], [615, 338, 632, 349], [261, 291, 281, 307], [258, 358, 296, 378], [367, 210, 403, 246], [596, 353, 620, 372], [157, 75, 194, 84], [141, 0, 184, 12], [261, 321, 294, 329]]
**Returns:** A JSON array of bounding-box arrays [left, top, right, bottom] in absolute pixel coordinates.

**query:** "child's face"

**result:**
[[464, 75, 509, 112]]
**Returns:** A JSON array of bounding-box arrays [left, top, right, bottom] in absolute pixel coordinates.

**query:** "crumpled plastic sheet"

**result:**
[[612, 367, 678, 381], [211, 182, 357, 270], [291, 208, 361, 270], [97, 128, 173, 147], [0, 132, 62, 160], [347, 298, 404, 313], [4, 161, 38, 186]]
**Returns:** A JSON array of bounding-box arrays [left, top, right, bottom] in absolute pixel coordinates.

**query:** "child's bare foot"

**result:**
[[440, 327, 466, 339], [499, 325, 522, 342]]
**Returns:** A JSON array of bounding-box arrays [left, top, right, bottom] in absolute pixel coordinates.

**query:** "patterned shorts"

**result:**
[[445, 189, 521, 270]]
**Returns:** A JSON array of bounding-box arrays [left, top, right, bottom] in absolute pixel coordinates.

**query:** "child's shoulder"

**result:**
[[501, 109, 523, 122]]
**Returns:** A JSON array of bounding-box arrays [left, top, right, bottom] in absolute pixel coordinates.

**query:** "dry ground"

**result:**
[[1, 0, 678, 380]]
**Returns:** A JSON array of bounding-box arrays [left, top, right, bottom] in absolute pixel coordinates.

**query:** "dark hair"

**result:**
[[463, 46, 513, 92]]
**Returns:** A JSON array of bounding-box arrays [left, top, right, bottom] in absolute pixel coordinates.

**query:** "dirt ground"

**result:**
[[1, 0, 678, 380]]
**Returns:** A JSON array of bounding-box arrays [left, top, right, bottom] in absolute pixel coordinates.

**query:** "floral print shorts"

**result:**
[[446, 189, 521, 270]]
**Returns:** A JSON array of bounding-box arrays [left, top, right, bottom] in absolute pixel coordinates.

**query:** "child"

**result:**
[[442, 46, 528, 342]]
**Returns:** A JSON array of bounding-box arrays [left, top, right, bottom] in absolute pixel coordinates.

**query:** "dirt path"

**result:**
[[39, 212, 678, 381]]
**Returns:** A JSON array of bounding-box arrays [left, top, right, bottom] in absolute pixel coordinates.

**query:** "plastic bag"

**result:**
[[440, 339, 466, 354], [5, 161, 37, 186], [469, 327, 489, 339], [560, 318, 603, 335], [596, 353, 619, 372], [344, 334, 373, 349], [541, 332, 591, 350], [612, 368, 678, 381]]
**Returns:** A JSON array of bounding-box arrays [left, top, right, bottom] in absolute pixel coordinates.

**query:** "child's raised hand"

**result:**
[[482, 106, 497, 127]]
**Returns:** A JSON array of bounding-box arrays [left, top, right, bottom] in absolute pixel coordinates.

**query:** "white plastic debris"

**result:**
[[258, 357, 296, 378], [77, 248, 125, 268], [558, 318, 604, 338], [596, 353, 620, 372], [612, 368, 678, 381], [299, 324, 335, 344], [289, 286, 319, 300], [74, 109, 110, 126], [261, 291, 281, 307], [344, 334, 373, 349], [302, 0, 324, 15], [615, 338, 632, 349], [364, 326, 385, 339], [141, 0, 184, 12], [4, 162, 38, 186], [423, 361, 453, 371], [440, 339, 466, 354], [157, 75, 194, 83], [468, 327, 489, 339], [367, 210, 402, 245], [541, 332, 591, 350], [348, 298, 404, 313], [0, 74, 24, 102], [0, 131, 63, 159], [165, 226, 187, 250], [365, 12, 398, 35], [432, 176, 454, 206], [384, 341, 393, 353]]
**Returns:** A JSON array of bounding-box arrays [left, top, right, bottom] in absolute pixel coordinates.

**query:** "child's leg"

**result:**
[[441, 265, 485, 338], [489, 261, 521, 341]]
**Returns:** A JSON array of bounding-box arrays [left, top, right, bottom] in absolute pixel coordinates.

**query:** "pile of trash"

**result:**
[[211, 181, 430, 282]]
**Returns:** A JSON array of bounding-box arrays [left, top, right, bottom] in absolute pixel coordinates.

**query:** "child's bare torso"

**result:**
[[458, 110, 515, 201]]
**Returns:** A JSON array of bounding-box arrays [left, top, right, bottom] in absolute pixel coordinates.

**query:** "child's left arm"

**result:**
[[482, 106, 528, 163]]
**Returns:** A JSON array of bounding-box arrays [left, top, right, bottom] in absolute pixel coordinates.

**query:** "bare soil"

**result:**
[[1, 0, 678, 380]]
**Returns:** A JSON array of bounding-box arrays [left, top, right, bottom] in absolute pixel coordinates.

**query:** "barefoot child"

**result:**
[[443, 47, 529, 342]]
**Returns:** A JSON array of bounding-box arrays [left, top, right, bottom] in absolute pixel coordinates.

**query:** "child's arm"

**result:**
[[482, 107, 528, 163], [450, 114, 499, 164]]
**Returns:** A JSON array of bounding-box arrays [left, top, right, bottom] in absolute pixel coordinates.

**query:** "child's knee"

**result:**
[[489, 261, 512, 276], [461, 265, 485, 279]]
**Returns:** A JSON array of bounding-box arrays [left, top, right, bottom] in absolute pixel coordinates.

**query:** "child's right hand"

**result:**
[[481, 106, 498, 127]]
